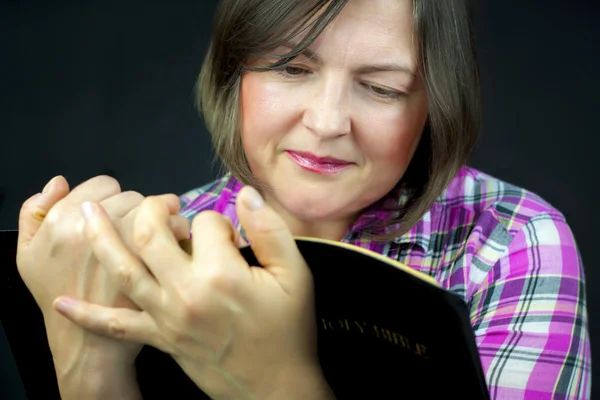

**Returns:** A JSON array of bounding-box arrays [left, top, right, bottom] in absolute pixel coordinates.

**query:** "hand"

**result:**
[[16, 175, 190, 397], [54, 186, 335, 399]]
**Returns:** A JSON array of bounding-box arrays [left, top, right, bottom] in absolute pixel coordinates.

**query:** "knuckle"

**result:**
[[107, 317, 126, 340], [204, 267, 237, 294], [121, 191, 144, 205], [192, 211, 231, 230], [103, 191, 144, 221], [193, 210, 223, 224], [115, 263, 133, 290], [178, 307, 203, 330], [177, 291, 205, 321], [142, 195, 163, 210], [44, 207, 62, 225], [19, 189, 61, 225], [21, 193, 40, 209], [90, 175, 121, 194], [159, 193, 180, 209], [69, 305, 89, 325], [117, 191, 145, 217], [139, 196, 165, 219], [132, 196, 169, 248], [41, 203, 85, 241], [133, 220, 154, 249]]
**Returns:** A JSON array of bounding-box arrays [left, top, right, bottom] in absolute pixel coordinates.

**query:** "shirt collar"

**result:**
[[390, 209, 432, 251], [346, 185, 433, 252]]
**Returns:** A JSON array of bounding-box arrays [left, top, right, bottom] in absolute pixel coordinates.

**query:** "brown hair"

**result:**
[[196, 0, 481, 242]]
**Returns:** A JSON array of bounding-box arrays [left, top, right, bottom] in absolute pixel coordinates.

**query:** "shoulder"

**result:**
[[442, 171, 591, 398], [178, 173, 243, 224], [435, 165, 576, 256], [414, 166, 582, 295], [436, 165, 565, 236]]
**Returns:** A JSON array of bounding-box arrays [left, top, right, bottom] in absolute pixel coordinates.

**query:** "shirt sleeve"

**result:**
[[469, 211, 591, 399]]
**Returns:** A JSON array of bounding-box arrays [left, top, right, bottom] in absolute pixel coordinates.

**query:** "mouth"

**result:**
[[285, 151, 354, 175]]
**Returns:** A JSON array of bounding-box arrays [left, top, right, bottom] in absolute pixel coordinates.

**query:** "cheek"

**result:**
[[240, 74, 296, 145], [364, 105, 427, 167], [240, 75, 273, 166], [240, 74, 268, 138]]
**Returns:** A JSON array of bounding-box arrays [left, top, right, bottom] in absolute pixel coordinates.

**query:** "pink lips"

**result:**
[[286, 151, 353, 175]]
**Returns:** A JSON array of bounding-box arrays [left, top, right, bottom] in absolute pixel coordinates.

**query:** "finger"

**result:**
[[157, 193, 182, 215], [236, 186, 309, 294], [17, 175, 70, 249], [100, 192, 181, 221], [151, 194, 189, 240], [62, 175, 122, 206], [169, 215, 191, 241], [102, 192, 190, 241], [81, 201, 161, 311], [179, 223, 245, 256], [121, 212, 190, 251], [132, 196, 191, 285], [101, 190, 145, 219], [190, 211, 250, 272], [101, 193, 189, 253], [120, 193, 189, 240], [53, 297, 160, 348]]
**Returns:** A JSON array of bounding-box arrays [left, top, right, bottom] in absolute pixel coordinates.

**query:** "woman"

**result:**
[[16, 0, 591, 399]]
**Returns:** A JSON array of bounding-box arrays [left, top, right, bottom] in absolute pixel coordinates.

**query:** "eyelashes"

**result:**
[[271, 65, 406, 101], [362, 83, 405, 101], [275, 65, 306, 78]]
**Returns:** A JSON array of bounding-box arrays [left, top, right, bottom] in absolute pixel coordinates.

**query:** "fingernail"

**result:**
[[42, 175, 62, 194], [81, 202, 95, 220], [55, 297, 77, 313], [244, 186, 264, 210]]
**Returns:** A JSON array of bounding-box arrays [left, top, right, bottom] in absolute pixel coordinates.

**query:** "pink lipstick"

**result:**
[[286, 151, 353, 175]]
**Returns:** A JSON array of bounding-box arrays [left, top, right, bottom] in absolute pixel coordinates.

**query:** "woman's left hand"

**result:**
[[53, 186, 334, 400]]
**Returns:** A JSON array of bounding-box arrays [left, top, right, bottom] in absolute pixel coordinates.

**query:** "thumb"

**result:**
[[17, 175, 70, 249], [236, 186, 310, 292]]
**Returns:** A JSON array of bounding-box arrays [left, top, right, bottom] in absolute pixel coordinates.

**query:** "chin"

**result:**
[[253, 163, 361, 221], [276, 190, 351, 222]]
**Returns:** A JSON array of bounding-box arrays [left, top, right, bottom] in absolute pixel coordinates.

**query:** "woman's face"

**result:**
[[240, 0, 428, 233]]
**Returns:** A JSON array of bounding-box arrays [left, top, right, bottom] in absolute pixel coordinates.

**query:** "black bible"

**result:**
[[1, 230, 489, 399]]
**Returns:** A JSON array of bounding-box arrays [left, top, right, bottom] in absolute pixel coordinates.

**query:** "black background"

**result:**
[[1, 0, 598, 398]]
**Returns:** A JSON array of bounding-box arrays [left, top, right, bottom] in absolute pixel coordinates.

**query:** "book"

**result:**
[[1, 230, 490, 399]]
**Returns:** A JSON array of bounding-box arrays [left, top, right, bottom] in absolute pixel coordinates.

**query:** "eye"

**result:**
[[363, 84, 406, 100], [273, 65, 310, 79], [284, 66, 306, 75]]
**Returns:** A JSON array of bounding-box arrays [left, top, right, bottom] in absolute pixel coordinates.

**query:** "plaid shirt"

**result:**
[[179, 166, 591, 399]]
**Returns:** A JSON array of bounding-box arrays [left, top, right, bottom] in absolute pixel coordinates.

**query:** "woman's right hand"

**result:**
[[16, 175, 190, 399]]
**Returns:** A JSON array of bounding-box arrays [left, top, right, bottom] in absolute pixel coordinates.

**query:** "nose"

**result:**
[[302, 75, 351, 138]]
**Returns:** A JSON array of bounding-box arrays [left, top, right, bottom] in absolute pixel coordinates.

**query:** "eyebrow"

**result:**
[[278, 42, 416, 77]]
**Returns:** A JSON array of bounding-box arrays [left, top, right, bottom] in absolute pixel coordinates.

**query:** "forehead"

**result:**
[[291, 0, 416, 67]]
